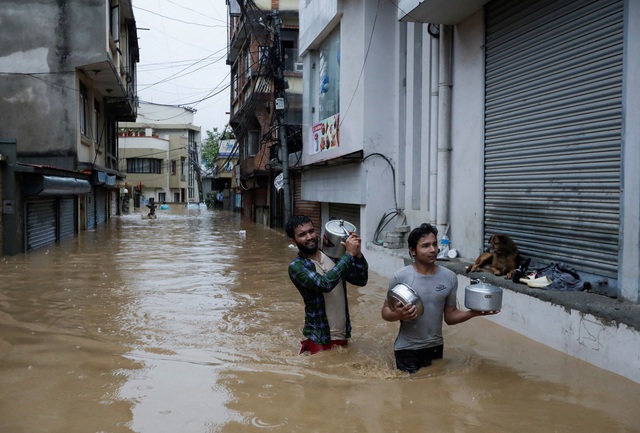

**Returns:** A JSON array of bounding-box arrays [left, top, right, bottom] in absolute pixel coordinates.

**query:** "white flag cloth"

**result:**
[[274, 173, 284, 192]]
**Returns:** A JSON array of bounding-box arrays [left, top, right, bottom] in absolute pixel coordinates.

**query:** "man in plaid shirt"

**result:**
[[286, 215, 369, 354]]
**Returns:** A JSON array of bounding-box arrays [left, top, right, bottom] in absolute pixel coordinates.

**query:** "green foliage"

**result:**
[[204, 192, 217, 209], [201, 127, 234, 173]]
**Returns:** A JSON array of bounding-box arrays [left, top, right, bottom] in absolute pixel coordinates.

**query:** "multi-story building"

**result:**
[[0, 0, 139, 255], [227, 0, 303, 228], [117, 102, 201, 208], [201, 139, 240, 211], [297, 0, 640, 382]]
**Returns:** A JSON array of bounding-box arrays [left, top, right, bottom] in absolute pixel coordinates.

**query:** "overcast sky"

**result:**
[[132, 0, 230, 136]]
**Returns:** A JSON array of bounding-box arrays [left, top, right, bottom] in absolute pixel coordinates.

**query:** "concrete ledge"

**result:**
[[442, 259, 640, 333], [365, 243, 640, 383]]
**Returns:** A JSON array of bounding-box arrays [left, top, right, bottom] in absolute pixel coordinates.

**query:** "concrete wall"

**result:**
[[457, 273, 640, 385], [0, 1, 108, 161], [300, 0, 399, 249]]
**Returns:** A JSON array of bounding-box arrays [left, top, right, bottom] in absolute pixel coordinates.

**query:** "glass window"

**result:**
[[110, 4, 120, 43], [259, 46, 269, 65], [93, 101, 100, 143], [248, 130, 260, 156], [245, 50, 252, 81], [80, 83, 88, 137], [316, 27, 340, 122], [126, 158, 162, 174], [231, 67, 238, 100]]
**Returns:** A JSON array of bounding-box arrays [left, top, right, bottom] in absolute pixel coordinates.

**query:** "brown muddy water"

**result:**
[[1, 206, 639, 433]]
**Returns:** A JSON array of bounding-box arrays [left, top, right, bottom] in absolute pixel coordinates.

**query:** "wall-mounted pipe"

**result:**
[[428, 27, 439, 225], [436, 25, 452, 236]]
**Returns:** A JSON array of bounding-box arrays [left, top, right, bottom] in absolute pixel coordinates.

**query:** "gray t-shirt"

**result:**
[[388, 265, 458, 350]]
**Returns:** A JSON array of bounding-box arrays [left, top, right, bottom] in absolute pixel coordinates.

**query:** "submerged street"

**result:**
[[1, 207, 639, 432]]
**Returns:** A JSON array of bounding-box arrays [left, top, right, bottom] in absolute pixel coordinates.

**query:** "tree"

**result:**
[[201, 127, 234, 174]]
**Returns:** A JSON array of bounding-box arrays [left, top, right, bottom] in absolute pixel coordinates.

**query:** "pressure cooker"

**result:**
[[464, 280, 503, 312]]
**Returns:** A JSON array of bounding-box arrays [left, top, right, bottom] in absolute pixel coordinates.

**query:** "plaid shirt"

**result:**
[[288, 251, 369, 344]]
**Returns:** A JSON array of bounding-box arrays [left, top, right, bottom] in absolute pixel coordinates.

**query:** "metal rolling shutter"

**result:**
[[86, 192, 96, 230], [328, 203, 361, 234], [26, 198, 57, 251], [293, 173, 321, 230], [484, 0, 623, 278], [96, 188, 107, 225], [59, 197, 76, 240]]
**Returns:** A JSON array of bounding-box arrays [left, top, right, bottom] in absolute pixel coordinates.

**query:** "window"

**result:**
[[79, 83, 88, 137], [126, 158, 162, 174], [110, 4, 120, 44], [171, 160, 176, 175], [245, 50, 252, 81], [282, 41, 297, 72], [248, 130, 260, 156], [158, 192, 166, 202], [180, 157, 186, 181], [93, 101, 100, 143], [259, 46, 269, 65], [315, 27, 340, 122], [231, 67, 238, 100]]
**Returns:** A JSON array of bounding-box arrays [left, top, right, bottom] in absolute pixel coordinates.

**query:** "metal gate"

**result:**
[[26, 198, 56, 251], [328, 203, 361, 234], [96, 188, 107, 225], [59, 197, 76, 240], [293, 173, 321, 230], [484, 0, 623, 278], [86, 192, 96, 230]]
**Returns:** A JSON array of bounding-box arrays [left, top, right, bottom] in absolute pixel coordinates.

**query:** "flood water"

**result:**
[[1, 206, 639, 433]]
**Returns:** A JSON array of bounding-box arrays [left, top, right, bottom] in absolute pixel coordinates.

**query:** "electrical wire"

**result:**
[[134, 5, 226, 28]]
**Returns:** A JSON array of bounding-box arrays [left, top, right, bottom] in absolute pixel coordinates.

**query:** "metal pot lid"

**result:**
[[466, 281, 502, 294], [325, 219, 356, 235]]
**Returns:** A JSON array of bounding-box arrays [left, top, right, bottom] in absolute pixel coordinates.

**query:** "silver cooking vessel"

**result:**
[[322, 219, 357, 258], [387, 283, 424, 318], [464, 281, 503, 312]]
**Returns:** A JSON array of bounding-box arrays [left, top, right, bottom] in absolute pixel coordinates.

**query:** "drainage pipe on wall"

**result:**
[[436, 24, 452, 236], [428, 25, 440, 226]]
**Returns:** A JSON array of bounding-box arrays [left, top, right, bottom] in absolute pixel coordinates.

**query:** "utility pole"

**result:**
[[273, 10, 292, 222]]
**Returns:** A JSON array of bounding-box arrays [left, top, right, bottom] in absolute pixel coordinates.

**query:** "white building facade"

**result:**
[[298, 0, 640, 383]]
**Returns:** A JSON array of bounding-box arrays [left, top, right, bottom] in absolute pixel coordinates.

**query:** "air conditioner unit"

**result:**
[[294, 62, 303, 72]]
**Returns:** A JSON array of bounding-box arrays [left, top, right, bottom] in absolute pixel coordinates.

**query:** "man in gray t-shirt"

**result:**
[[381, 223, 499, 374]]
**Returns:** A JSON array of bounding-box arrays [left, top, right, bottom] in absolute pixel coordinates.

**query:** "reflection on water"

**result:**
[[1, 207, 639, 433]]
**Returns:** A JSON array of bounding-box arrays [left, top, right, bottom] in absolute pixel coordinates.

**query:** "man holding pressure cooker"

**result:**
[[286, 215, 369, 355], [381, 223, 500, 374]]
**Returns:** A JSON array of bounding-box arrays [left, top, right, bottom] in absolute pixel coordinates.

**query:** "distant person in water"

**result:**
[[286, 215, 368, 355], [159, 201, 170, 210], [146, 198, 157, 219]]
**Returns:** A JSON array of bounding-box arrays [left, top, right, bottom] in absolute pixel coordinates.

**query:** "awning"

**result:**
[[90, 170, 118, 187], [24, 175, 92, 196], [399, 0, 489, 24]]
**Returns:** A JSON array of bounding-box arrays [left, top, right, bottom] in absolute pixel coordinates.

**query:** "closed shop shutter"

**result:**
[[59, 197, 76, 240], [328, 203, 361, 234], [26, 198, 57, 251], [86, 192, 96, 230], [484, 0, 623, 278], [292, 173, 321, 230], [110, 190, 118, 216], [96, 188, 107, 225]]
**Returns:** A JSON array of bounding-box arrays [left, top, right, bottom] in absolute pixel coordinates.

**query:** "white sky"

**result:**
[[132, 0, 230, 135]]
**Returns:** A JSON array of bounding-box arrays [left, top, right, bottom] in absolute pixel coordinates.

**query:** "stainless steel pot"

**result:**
[[387, 283, 424, 318], [464, 281, 503, 312], [322, 219, 357, 258]]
